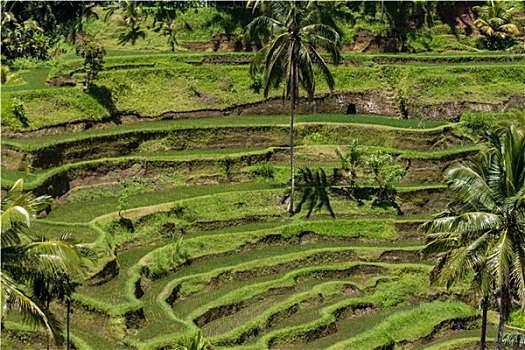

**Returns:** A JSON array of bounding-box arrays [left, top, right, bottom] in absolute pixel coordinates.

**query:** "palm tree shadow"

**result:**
[[294, 168, 335, 218], [118, 28, 146, 46]]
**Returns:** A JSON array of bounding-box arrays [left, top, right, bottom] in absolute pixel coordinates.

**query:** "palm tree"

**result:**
[[104, 0, 147, 45], [473, 0, 520, 40], [70, 2, 99, 44], [422, 124, 525, 350], [246, 0, 341, 213], [422, 205, 494, 350], [1, 179, 90, 347]]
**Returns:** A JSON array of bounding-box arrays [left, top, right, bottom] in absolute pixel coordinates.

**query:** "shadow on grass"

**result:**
[[88, 84, 117, 115], [118, 29, 146, 46]]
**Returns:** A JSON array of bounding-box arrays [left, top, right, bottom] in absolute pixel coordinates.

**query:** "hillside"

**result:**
[[1, 2, 525, 350]]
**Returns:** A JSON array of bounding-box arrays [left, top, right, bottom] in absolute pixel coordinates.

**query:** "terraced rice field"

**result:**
[[4, 51, 522, 349], [2, 110, 501, 350]]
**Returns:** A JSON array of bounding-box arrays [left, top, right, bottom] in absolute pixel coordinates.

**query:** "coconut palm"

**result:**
[[422, 124, 525, 350], [246, 0, 341, 213], [422, 199, 494, 350], [1, 179, 90, 346], [473, 0, 520, 40]]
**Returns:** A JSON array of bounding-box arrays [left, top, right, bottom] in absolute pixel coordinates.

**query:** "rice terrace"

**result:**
[[1, 1, 525, 349]]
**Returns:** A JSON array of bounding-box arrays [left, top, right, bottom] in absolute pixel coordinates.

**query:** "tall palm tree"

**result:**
[[422, 125, 525, 350], [422, 203, 494, 350], [1, 179, 90, 347], [246, 0, 341, 213]]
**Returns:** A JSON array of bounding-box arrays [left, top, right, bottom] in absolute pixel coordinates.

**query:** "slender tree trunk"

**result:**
[[66, 297, 71, 350], [480, 296, 488, 350], [496, 281, 510, 350], [380, 1, 385, 22], [287, 60, 296, 214]]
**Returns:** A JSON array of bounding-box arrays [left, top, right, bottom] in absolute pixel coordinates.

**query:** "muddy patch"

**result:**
[[379, 250, 421, 263], [87, 256, 120, 286]]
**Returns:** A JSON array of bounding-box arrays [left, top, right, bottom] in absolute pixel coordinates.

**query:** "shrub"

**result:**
[[249, 73, 263, 94], [476, 36, 516, 51], [1, 66, 9, 84], [11, 97, 29, 128], [252, 163, 275, 179], [460, 112, 513, 133], [303, 132, 331, 145]]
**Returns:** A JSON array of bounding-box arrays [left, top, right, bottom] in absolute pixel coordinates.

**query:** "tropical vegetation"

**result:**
[[422, 120, 525, 349], [247, 0, 341, 212], [474, 0, 521, 50]]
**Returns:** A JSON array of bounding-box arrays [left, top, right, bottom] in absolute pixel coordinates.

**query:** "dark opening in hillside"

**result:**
[[347, 104, 357, 115]]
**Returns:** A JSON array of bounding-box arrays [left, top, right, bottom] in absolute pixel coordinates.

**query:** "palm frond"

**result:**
[[306, 45, 335, 91], [1, 271, 64, 345], [301, 23, 341, 64], [489, 229, 515, 286], [446, 162, 497, 211]]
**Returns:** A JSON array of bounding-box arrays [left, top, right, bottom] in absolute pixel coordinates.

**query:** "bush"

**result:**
[[460, 112, 513, 132], [11, 97, 29, 128], [9, 58, 49, 71], [249, 73, 263, 94], [251, 163, 275, 179], [1, 66, 9, 84], [476, 36, 516, 51], [508, 309, 525, 328]]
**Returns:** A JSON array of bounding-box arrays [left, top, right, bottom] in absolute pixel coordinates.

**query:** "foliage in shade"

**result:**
[[1, 179, 94, 346]]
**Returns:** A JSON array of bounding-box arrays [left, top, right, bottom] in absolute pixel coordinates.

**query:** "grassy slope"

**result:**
[[2, 60, 524, 132]]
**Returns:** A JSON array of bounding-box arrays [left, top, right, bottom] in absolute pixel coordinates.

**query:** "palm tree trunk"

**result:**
[[287, 60, 296, 214], [496, 282, 509, 350], [480, 296, 488, 350], [496, 307, 505, 350]]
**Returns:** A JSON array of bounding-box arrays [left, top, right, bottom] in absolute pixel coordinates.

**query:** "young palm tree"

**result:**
[[473, 0, 520, 40], [473, 0, 519, 50], [246, 0, 341, 213], [422, 125, 525, 350], [1, 179, 90, 346]]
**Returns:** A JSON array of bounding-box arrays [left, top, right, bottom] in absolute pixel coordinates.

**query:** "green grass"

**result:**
[[31, 222, 100, 243], [1, 87, 110, 131], [3, 59, 523, 132], [0, 168, 39, 184], [301, 304, 413, 349], [44, 182, 278, 223], [202, 294, 292, 338], [326, 301, 474, 350], [2, 114, 449, 150], [1, 67, 55, 92]]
